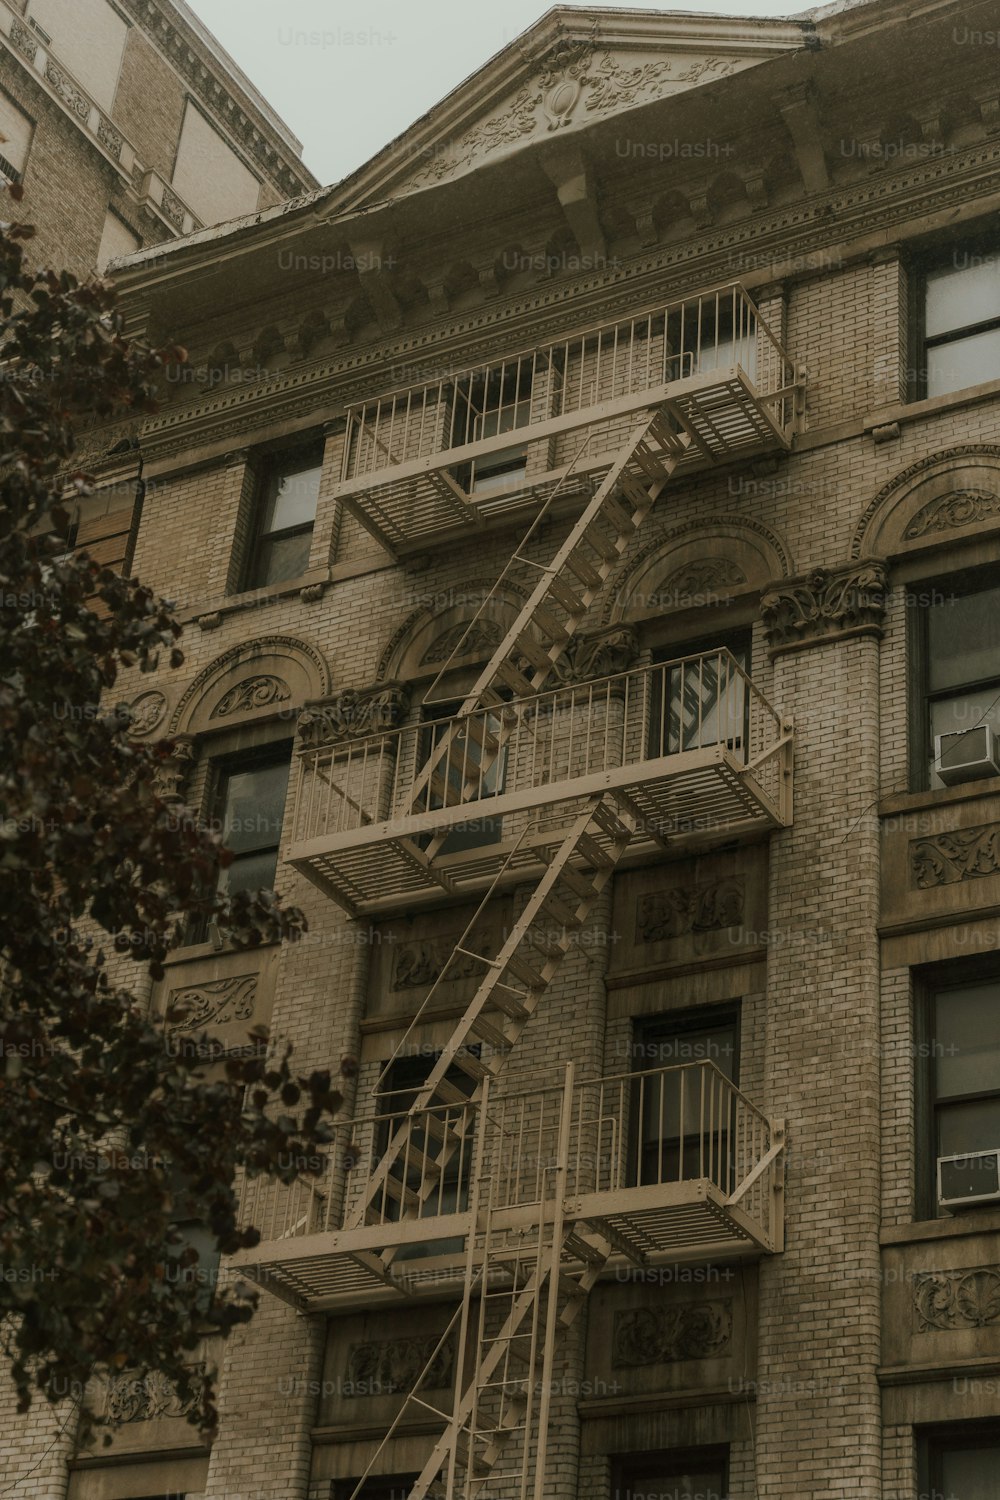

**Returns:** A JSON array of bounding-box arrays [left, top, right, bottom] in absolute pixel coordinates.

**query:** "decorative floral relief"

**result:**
[[544, 626, 638, 686], [910, 824, 1000, 888], [160, 185, 187, 228], [903, 488, 1000, 539], [9, 18, 37, 61], [636, 878, 745, 944], [657, 559, 747, 602], [97, 115, 123, 160], [422, 619, 506, 665], [105, 1367, 199, 1422], [612, 1302, 732, 1366], [210, 674, 291, 719], [166, 975, 258, 1034], [344, 1335, 455, 1397], [392, 931, 493, 990], [44, 60, 90, 121], [913, 1268, 1000, 1331], [761, 562, 888, 653], [298, 683, 409, 748]]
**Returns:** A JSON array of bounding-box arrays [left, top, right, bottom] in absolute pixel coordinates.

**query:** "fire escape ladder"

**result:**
[[351, 795, 635, 1236], [407, 409, 692, 851]]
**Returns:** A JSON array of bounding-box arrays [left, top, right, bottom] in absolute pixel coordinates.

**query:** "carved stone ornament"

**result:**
[[543, 625, 639, 686], [97, 116, 123, 160], [344, 1335, 455, 1397], [127, 690, 168, 738], [910, 823, 1000, 888], [297, 682, 410, 748], [392, 931, 492, 990], [913, 1268, 1000, 1332], [902, 488, 1000, 540], [151, 735, 195, 804], [210, 674, 291, 719], [421, 619, 505, 665], [105, 1368, 199, 1423], [657, 559, 747, 604], [44, 60, 90, 121], [160, 185, 187, 229], [637, 878, 745, 944], [9, 18, 37, 61], [612, 1302, 732, 1367], [760, 561, 888, 655], [166, 975, 258, 1034]]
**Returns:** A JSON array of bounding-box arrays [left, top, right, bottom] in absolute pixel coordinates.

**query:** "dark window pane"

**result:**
[[927, 328, 1000, 397], [926, 260, 1000, 338], [927, 586, 1000, 693], [223, 848, 280, 896], [940, 1443, 999, 1499], [937, 1097, 1000, 1159], [934, 982, 1000, 1098], [617, 1470, 726, 1500], [262, 461, 322, 533], [222, 759, 290, 856], [256, 528, 314, 586]]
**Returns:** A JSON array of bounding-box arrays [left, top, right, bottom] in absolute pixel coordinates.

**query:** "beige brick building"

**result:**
[[8, 0, 1000, 1495], [0, 0, 317, 278]]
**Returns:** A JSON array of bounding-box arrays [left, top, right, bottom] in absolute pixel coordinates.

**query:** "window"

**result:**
[[919, 241, 1000, 398], [213, 743, 292, 897], [916, 971, 1000, 1216], [333, 1478, 419, 1500], [629, 1007, 740, 1192], [610, 1447, 729, 1500], [919, 1424, 1000, 1499], [649, 633, 750, 758], [0, 91, 33, 185], [912, 571, 1000, 789], [451, 362, 533, 494], [419, 699, 508, 854], [244, 446, 323, 589], [376, 1053, 475, 1257]]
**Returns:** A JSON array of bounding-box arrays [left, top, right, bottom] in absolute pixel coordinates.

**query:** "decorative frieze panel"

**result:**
[[44, 59, 90, 122], [8, 17, 37, 61], [903, 488, 1000, 540], [421, 620, 504, 665], [761, 561, 888, 655], [105, 1368, 199, 1423], [910, 824, 1000, 888], [211, 675, 291, 719], [166, 975, 258, 1033], [298, 683, 409, 747], [612, 1302, 732, 1366], [344, 1335, 455, 1398], [636, 878, 744, 944], [913, 1268, 1000, 1332], [392, 931, 492, 990]]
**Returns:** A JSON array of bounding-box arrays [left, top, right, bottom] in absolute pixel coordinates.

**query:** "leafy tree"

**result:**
[[0, 202, 341, 1439]]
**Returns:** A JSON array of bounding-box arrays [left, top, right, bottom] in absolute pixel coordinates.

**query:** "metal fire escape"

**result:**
[[234, 284, 799, 1499]]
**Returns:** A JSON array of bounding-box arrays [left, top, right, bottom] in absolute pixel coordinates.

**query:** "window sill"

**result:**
[[178, 566, 329, 629], [881, 1206, 1000, 1244], [162, 936, 280, 968], [864, 373, 1000, 436], [879, 774, 1000, 819]]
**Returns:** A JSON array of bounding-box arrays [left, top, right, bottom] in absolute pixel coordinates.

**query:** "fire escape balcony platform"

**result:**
[[335, 284, 799, 555], [232, 1062, 785, 1312], [288, 653, 793, 919]]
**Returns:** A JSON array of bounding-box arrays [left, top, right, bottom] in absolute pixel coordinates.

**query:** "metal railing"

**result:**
[[340, 283, 795, 484], [237, 1060, 779, 1247], [292, 649, 785, 847]]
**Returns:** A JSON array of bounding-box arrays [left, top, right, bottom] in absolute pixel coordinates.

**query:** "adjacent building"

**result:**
[[7, 0, 1000, 1495]]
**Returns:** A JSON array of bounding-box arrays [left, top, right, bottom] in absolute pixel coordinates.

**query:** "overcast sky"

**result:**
[[184, 1, 798, 188]]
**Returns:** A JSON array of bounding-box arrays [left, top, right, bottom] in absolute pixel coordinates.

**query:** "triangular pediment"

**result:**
[[330, 8, 809, 211]]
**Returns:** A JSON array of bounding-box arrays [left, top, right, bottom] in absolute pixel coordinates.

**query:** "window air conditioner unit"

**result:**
[[934, 725, 1000, 786], [937, 1148, 1000, 1209]]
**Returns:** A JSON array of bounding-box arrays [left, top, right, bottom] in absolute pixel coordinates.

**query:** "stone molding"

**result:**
[[297, 682, 410, 748], [168, 636, 330, 734], [852, 445, 1000, 558], [344, 1335, 455, 1398], [761, 561, 888, 656], [903, 488, 1000, 540]]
